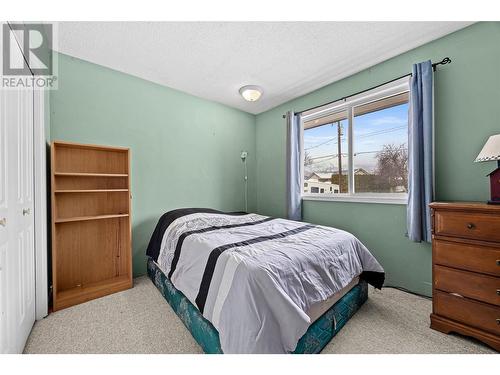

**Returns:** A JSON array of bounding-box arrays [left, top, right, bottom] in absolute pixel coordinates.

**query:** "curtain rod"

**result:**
[[282, 57, 451, 119]]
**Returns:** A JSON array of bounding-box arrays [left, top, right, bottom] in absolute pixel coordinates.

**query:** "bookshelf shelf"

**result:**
[[55, 189, 129, 193], [54, 172, 128, 177]]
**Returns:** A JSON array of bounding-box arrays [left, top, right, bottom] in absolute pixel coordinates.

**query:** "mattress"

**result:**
[[307, 276, 360, 322], [147, 257, 368, 354]]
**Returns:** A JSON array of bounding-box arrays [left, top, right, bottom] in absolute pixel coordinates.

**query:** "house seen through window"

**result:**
[[302, 82, 409, 200]]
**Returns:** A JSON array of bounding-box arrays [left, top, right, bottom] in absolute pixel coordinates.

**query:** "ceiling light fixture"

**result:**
[[239, 85, 263, 102]]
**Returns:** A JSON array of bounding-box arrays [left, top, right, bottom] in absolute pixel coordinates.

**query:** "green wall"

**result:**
[[50, 53, 256, 277], [51, 22, 500, 294], [255, 22, 500, 296]]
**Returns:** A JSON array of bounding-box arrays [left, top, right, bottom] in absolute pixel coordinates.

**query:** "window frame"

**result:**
[[300, 77, 410, 205]]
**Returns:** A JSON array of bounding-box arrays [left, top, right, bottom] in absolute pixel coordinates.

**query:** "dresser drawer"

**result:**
[[434, 265, 500, 306], [434, 210, 500, 242], [434, 291, 500, 335], [433, 240, 500, 277]]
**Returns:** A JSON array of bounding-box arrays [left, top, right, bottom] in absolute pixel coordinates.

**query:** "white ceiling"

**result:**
[[55, 22, 473, 114]]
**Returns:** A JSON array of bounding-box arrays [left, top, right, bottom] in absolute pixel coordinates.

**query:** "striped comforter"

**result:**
[[146, 208, 384, 353]]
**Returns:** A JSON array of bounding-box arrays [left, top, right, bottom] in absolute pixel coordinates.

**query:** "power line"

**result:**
[[356, 125, 407, 140], [305, 125, 406, 151], [308, 147, 408, 165], [310, 152, 348, 161], [305, 136, 342, 151]]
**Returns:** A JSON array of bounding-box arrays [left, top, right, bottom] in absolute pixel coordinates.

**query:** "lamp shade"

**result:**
[[474, 134, 500, 162]]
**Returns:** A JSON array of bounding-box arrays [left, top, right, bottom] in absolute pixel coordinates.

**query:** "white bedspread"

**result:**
[[155, 212, 384, 353]]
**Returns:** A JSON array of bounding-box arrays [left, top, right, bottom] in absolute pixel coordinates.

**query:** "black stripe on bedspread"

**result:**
[[168, 217, 276, 279], [195, 224, 316, 313], [146, 208, 247, 261]]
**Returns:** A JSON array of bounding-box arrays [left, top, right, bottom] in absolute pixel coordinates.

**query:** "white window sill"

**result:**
[[302, 193, 408, 205]]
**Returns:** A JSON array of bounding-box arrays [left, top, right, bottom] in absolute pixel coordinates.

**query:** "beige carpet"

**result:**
[[24, 276, 496, 354]]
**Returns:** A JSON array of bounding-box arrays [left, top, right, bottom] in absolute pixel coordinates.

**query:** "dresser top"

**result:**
[[430, 201, 500, 213]]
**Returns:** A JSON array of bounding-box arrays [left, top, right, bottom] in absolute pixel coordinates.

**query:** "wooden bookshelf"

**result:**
[[51, 141, 132, 311]]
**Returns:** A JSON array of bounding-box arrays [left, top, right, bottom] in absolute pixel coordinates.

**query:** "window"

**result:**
[[301, 78, 409, 204]]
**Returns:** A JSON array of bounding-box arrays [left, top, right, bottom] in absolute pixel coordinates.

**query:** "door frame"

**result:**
[[33, 89, 48, 320]]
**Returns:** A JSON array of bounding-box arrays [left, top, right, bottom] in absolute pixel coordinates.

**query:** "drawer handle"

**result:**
[[466, 223, 475, 229], [497, 319, 500, 325], [497, 260, 500, 266], [497, 289, 500, 296]]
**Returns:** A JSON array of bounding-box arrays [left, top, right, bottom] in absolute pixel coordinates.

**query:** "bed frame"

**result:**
[[147, 257, 368, 354]]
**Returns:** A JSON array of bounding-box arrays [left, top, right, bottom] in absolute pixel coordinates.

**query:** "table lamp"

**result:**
[[475, 134, 500, 204]]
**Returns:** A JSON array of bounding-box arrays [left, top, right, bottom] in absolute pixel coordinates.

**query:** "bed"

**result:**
[[146, 208, 384, 354]]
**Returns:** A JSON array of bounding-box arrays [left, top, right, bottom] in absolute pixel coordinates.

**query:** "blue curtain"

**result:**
[[286, 111, 302, 221], [407, 60, 434, 242]]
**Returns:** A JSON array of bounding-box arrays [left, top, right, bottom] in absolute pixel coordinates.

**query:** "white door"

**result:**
[[0, 40, 36, 354], [0, 86, 36, 354], [14, 87, 36, 353], [0, 77, 10, 353]]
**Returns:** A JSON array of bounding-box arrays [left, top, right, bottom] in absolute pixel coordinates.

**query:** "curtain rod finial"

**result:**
[[432, 57, 452, 71]]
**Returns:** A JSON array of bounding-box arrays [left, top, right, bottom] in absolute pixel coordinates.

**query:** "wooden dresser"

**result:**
[[430, 202, 500, 351]]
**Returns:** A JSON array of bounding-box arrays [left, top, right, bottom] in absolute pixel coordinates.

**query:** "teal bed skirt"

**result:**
[[147, 257, 368, 354]]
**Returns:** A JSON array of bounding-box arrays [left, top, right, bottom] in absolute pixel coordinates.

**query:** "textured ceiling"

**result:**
[[55, 22, 473, 114]]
